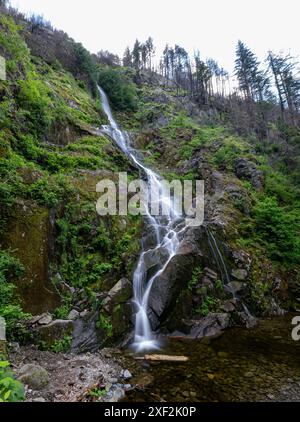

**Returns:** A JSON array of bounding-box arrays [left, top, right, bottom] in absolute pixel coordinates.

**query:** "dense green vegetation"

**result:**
[[0, 12, 141, 343], [0, 251, 29, 339], [98, 67, 138, 111], [0, 361, 25, 402]]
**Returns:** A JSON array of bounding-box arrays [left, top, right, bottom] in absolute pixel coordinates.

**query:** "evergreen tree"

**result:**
[[123, 47, 132, 67], [132, 39, 141, 70]]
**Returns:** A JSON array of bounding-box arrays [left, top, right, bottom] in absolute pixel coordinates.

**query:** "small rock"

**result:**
[[32, 397, 46, 402], [38, 314, 53, 326], [80, 310, 89, 318], [18, 364, 49, 390], [122, 369, 132, 380], [221, 301, 236, 313], [68, 310, 80, 320], [266, 394, 275, 400], [124, 384, 132, 390]]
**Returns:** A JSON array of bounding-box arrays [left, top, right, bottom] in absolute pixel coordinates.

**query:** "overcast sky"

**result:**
[[10, 0, 300, 74]]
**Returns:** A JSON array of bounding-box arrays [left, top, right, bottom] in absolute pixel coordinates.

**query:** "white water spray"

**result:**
[[98, 86, 184, 351]]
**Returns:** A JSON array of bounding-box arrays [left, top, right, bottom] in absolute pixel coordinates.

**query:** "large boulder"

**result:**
[[148, 238, 202, 329], [181, 313, 231, 339], [18, 364, 49, 390], [102, 278, 132, 312], [101, 278, 133, 343], [71, 312, 101, 353]]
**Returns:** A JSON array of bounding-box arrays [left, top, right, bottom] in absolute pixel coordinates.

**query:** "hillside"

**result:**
[[0, 3, 300, 403]]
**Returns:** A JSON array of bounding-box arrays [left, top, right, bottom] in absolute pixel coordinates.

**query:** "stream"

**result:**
[[123, 315, 300, 402]]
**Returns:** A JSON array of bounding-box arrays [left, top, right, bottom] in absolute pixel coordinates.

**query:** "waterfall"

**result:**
[[206, 227, 230, 285], [98, 86, 184, 352]]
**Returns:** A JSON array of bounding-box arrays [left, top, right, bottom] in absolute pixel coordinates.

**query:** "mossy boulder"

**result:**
[[18, 364, 49, 390]]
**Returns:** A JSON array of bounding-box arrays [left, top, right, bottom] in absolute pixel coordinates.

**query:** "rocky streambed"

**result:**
[[9, 315, 300, 402], [122, 315, 300, 402]]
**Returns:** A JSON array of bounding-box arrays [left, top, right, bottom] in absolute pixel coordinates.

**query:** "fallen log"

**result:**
[[135, 354, 188, 362]]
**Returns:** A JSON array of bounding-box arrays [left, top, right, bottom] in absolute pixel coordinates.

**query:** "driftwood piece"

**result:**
[[135, 354, 188, 362]]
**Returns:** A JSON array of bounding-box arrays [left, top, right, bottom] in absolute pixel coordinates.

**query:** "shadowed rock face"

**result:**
[[148, 238, 202, 329]]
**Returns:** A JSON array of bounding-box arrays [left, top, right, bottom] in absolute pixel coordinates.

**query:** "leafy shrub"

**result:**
[[253, 197, 300, 263], [0, 251, 29, 338], [0, 361, 25, 402], [196, 295, 218, 316], [50, 335, 72, 353], [98, 68, 137, 111], [73, 42, 98, 96], [18, 73, 52, 136], [96, 313, 113, 338]]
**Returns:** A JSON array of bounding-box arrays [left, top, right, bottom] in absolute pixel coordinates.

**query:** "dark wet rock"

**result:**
[[221, 300, 236, 313], [234, 158, 264, 190], [183, 313, 231, 339], [18, 364, 49, 390], [268, 298, 286, 316], [71, 313, 100, 353], [143, 247, 170, 280], [236, 311, 258, 328], [148, 239, 201, 329], [227, 281, 248, 296], [102, 278, 132, 312]]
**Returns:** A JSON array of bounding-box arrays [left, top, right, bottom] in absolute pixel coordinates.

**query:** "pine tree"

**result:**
[[122, 47, 132, 67], [132, 39, 141, 70], [145, 37, 155, 70]]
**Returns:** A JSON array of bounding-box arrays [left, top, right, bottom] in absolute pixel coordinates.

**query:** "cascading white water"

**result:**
[[98, 86, 183, 351]]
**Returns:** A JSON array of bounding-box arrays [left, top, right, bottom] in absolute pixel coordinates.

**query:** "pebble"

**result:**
[[123, 370, 132, 380], [124, 384, 132, 390], [32, 397, 46, 402]]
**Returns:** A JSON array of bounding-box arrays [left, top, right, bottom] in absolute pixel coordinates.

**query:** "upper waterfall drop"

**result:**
[[97, 85, 184, 352]]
